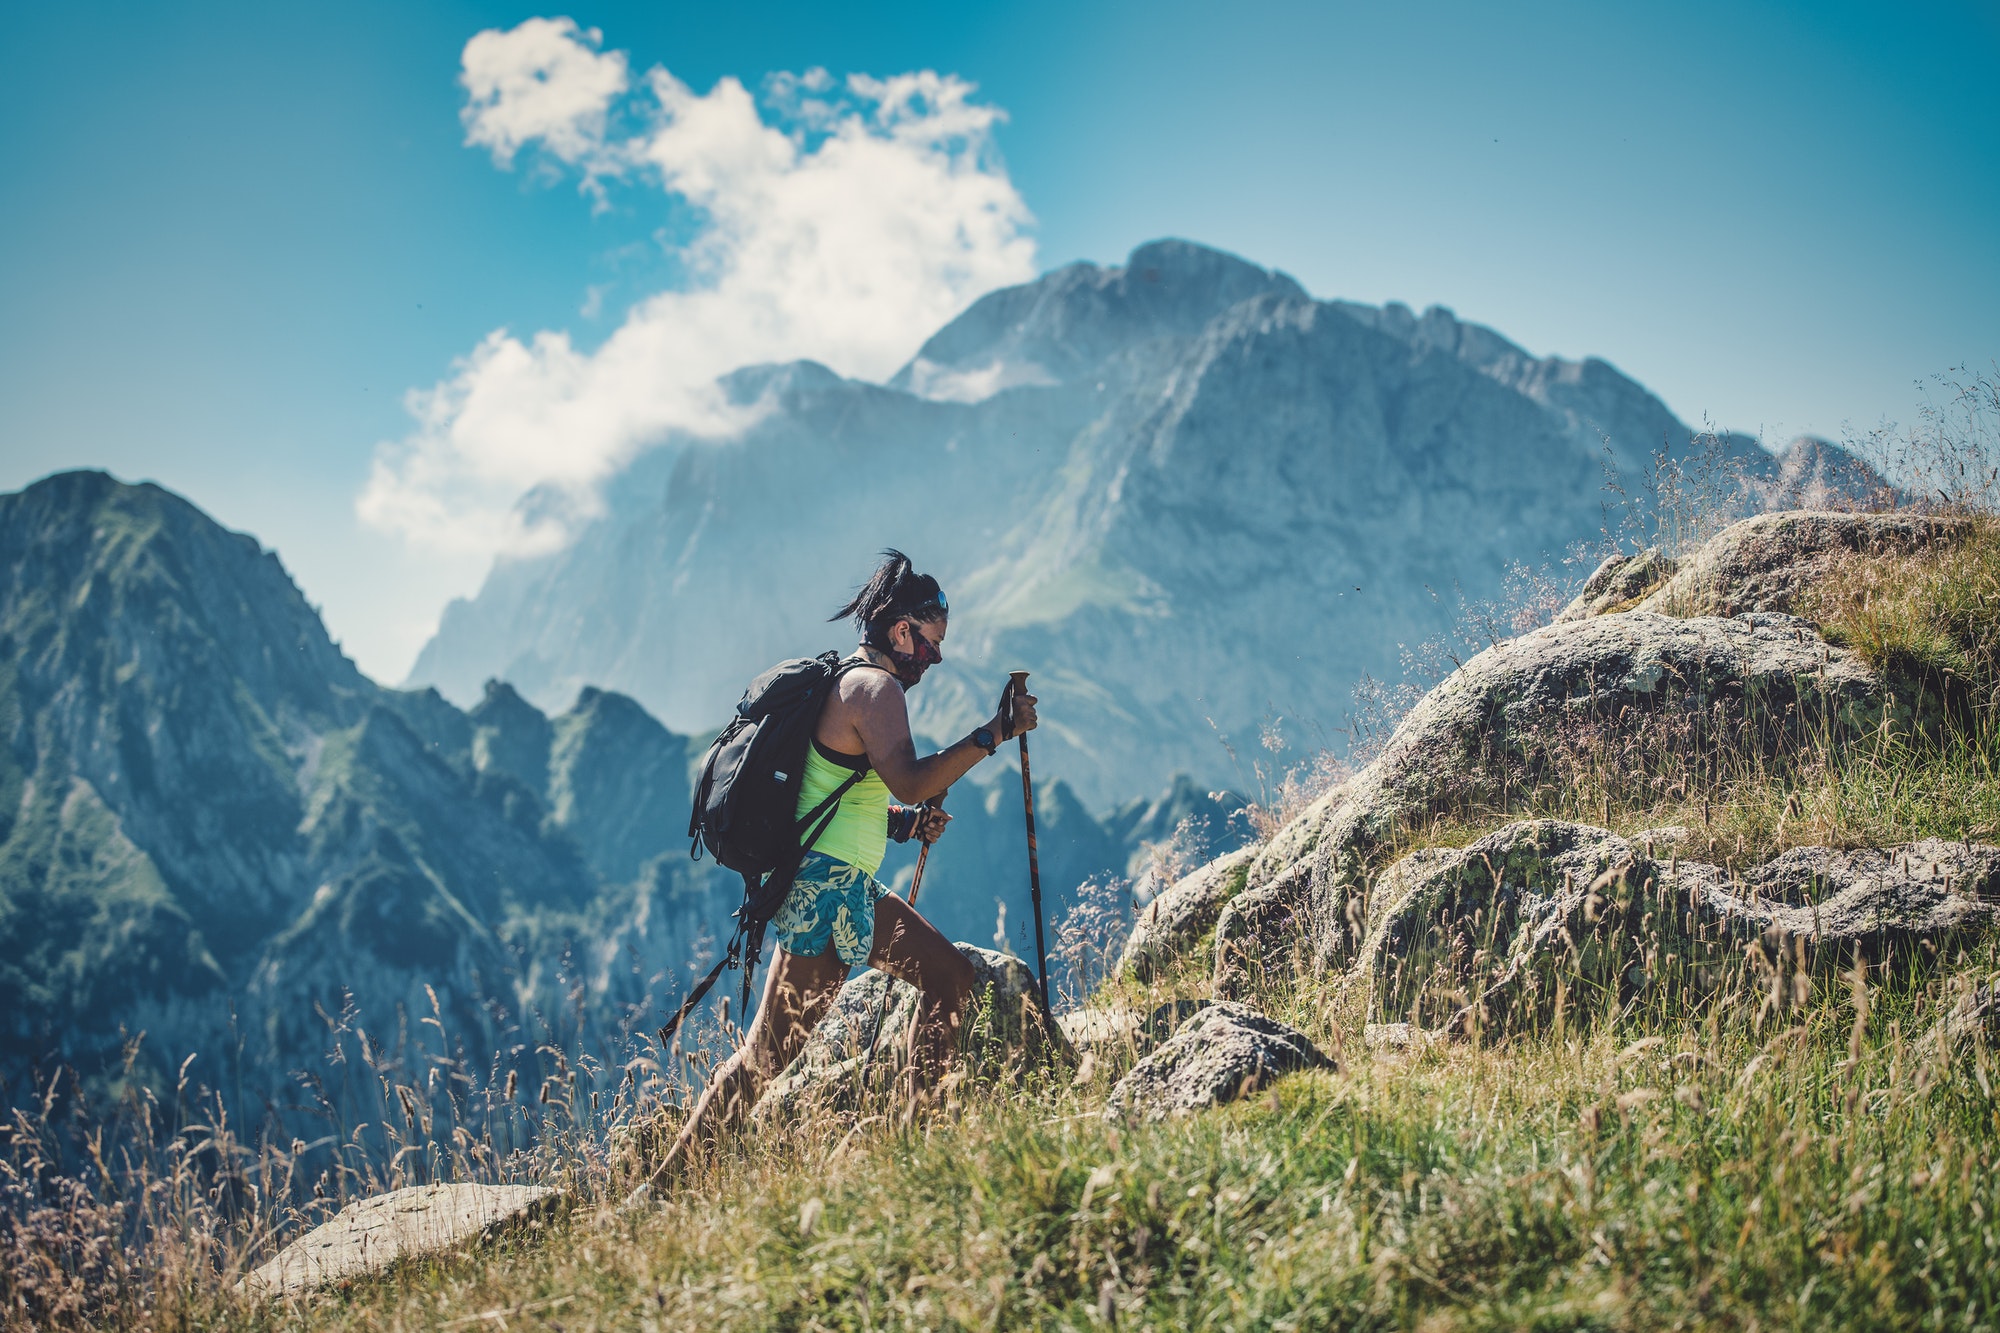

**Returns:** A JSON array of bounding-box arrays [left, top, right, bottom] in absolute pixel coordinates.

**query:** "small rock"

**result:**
[[1102, 1002, 1333, 1123], [1925, 980, 2000, 1057], [1058, 1004, 1142, 1053], [242, 1183, 558, 1299], [1362, 1022, 1449, 1056], [1555, 547, 1677, 621]]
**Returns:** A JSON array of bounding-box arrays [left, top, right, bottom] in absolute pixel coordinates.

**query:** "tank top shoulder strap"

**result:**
[[811, 735, 869, 772]]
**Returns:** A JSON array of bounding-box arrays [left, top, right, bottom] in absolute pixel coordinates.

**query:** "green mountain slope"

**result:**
[[0, 472, 735, 1100]]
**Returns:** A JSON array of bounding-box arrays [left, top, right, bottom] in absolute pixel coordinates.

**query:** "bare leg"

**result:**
[[868, 894, 977, 1090], [641, 945, 848, 1191]]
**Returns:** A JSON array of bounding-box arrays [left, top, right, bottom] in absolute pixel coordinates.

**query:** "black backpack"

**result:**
[[659, 651, 873, 1045]]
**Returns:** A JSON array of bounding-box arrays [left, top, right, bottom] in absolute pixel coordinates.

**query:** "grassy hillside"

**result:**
[[9, 484, 2000, 1329], [207, 978, 2000, 1329]]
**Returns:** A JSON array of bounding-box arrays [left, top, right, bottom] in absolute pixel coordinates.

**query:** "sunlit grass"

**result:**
[[186, 943, 2000, 1332]]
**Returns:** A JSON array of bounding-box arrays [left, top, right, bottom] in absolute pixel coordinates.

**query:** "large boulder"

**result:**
[[1557, 511, 1957, 624], [1633, 511, 1962, 619], [1360, 821, 2000, 1039], [754, 944, 1071, 1122], [1210, 611, 1882, 996], [1102, 1002, 1333, 1123]]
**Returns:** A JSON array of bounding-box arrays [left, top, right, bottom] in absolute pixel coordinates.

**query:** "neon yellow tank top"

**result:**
[[796, 737, 890, 875]]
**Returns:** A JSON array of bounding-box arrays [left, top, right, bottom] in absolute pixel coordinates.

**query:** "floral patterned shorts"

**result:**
[[770, 851, 888, 966]]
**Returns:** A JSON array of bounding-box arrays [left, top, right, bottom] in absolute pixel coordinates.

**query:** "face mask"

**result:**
[[871, 621, 943, 687]]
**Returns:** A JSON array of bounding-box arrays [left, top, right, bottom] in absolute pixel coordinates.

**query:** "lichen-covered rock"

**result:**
[[242, 1183, 559, 1298], [1363, 1022, 1450, 1056], [1677, 840, 2000, 943], [1556, 547, 1678, 621], [1925, 978, 2000, 1057], [754, 944, 1071, 1122], [1119, 846, 1259, 979], [1370, 821, 1637, 1029], [1359, 822, 2000, 1039], [1635, 511, 1964, 619], [1102, 1002, 1333, 1123], [1212, 612, 1882, 996]]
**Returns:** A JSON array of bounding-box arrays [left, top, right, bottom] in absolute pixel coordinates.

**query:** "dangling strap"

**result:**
[[657, 915, 744, 1049], [659, 765, 870, 1045]]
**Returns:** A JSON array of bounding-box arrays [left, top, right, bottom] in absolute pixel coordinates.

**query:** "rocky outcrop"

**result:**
[[1119, 846, 1258, 980], [1210, 611, 1882, 996], [1359, 821, 2000, 1038], [1102, 1002, 1333, 1123], [753, 945, 1071, 1122], [1563, 512, 1965, 622]]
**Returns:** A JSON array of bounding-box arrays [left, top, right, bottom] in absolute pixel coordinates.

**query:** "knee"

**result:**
[[934, 949, 977, 1005]]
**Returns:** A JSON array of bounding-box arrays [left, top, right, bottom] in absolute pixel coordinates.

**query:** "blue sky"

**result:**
[[2, 0, 1995, 680]]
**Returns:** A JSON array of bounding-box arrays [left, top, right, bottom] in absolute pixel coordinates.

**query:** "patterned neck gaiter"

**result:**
[[866, 622, 942, 688]]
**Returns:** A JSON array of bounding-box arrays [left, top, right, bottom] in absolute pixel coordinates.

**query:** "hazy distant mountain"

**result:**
[[0, 472, 1231, 1104], [410, 239, 1881, 806]]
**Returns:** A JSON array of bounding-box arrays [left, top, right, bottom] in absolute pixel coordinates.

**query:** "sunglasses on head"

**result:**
[[903, 579, 946, 620]]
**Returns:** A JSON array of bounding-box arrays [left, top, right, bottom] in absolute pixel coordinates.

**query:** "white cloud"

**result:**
[[360, 18, 1037, 557], [460, 17, 628, 172]]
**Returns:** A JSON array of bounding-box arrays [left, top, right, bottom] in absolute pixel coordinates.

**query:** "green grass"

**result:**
[[15, 520, 2000, 1330], [154, 953, 2000, 1332], [1809, 515, 2000, 719]]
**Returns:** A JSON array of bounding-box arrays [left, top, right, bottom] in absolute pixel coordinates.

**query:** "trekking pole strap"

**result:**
[[667, 766, 868, 1045], [657, 944, 735, 1048]]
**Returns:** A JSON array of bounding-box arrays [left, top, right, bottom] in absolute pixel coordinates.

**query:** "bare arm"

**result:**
[[826, 669, 1037, 804]]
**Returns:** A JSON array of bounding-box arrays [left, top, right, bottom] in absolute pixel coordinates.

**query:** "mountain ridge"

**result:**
[[0, 472, 735, 1100], [405, 238, 1885, 808]]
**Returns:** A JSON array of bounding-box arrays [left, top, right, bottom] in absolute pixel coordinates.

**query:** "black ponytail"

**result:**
[[831, 549, 947, 638]]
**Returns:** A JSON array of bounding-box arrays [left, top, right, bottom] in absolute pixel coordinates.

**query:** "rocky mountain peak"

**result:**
[[0, 469, 370, 730], [890, 238, 1307, 401], [469, 678, 554, 790], [718, 358, 851, 407]]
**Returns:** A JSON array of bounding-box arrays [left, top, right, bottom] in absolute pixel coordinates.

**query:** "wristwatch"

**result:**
[[972, 726, 998, 756]]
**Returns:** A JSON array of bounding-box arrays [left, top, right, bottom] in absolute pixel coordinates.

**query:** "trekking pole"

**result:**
[[860, 793, 942, 1072], [1008, 671, 1053, 1016], [905, 796, 941, 908]]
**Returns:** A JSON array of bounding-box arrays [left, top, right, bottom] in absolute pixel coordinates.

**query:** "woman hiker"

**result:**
[[636, 551, 1037, 1194]]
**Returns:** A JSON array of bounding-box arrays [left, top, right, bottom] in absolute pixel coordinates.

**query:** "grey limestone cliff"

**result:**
[[408, 239, 1884, 816]]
